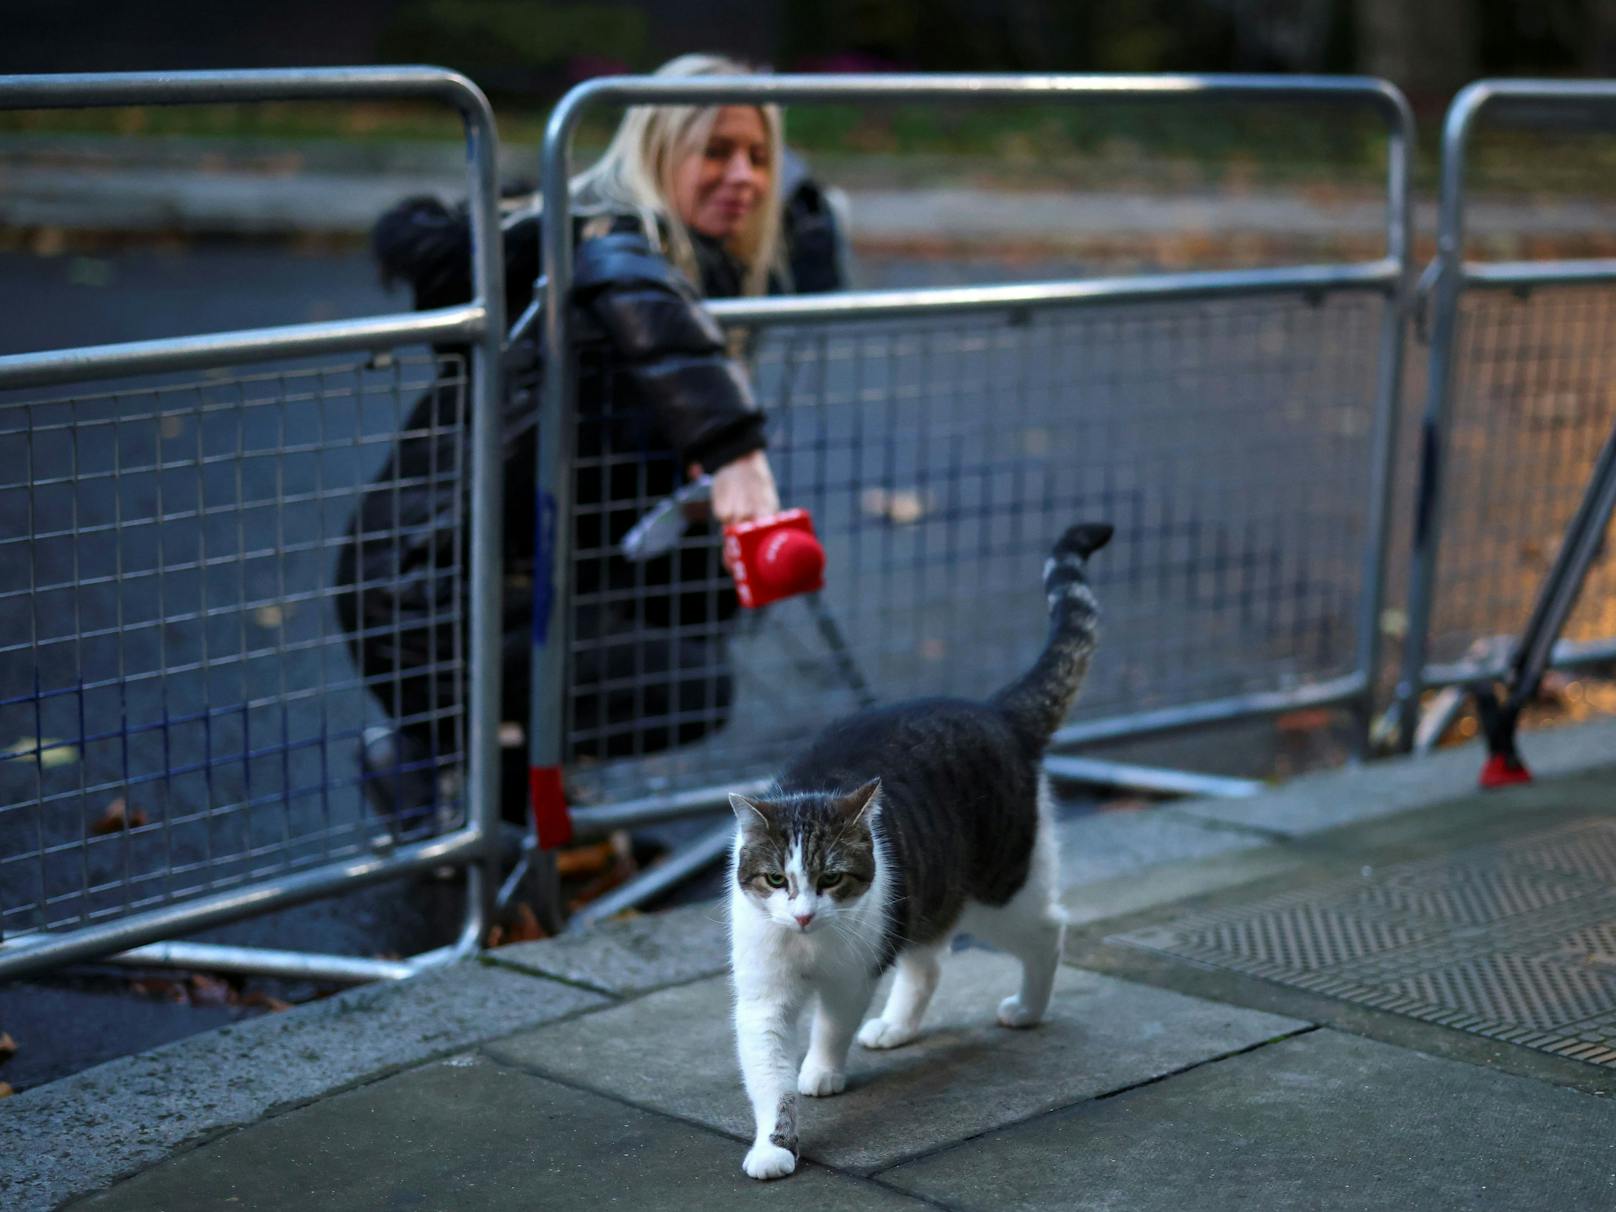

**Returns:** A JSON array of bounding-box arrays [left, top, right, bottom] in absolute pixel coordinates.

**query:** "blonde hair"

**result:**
[[567, 53, 783, 297]]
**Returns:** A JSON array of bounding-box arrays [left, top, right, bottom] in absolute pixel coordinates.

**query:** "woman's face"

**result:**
[[670, 106, 770, 240]]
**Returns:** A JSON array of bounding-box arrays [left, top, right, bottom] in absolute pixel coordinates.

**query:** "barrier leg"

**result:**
[[1473, 416, 1616, 786]]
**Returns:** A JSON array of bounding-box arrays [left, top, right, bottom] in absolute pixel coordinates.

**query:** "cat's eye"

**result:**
[[819, 873, 843, 890], [762, 872, 786, 889]]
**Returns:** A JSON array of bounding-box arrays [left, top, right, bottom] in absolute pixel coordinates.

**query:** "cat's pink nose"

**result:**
[[794, 912, 814, 929]]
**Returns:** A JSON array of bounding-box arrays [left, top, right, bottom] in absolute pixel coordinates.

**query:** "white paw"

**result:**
[[997, 994, 1040, 1028], [743, 1141, 797, 1181], [798, 1061, 846, 1097], [858, 1017, 919, 1050]]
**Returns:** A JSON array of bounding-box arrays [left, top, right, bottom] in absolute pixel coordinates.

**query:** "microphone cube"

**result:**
[[722, 509, 827, 608]]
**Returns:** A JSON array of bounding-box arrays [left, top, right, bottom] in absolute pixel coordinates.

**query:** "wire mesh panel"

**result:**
[[1424, 286, 1616, 668], [1393, 81, 1616, 747], [0, 351, 466, 938], [560, 292, 1387, 806]]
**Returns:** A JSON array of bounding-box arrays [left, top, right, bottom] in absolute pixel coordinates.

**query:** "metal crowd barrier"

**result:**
[[0, 68, 506, 981], [1394, 80, 1616, 751], [530, 74, 1415, 907]]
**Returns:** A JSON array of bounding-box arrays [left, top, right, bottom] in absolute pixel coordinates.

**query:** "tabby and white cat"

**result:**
[[727, 522, 1111, 1179]]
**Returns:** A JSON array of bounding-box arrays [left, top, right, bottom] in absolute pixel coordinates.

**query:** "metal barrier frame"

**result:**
[[533, 73, 1416, 857], [1394, 79, 1616, 751], [0, 67, 506, 982]]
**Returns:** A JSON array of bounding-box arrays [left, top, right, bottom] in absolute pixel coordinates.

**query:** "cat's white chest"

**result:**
[[731, 895, 878, 989]]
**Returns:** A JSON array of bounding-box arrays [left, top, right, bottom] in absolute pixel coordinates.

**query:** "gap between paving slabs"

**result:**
[[25, 722, 1616, 1208], [877, 1028, 1616, 1212], [485, 901, 732, 997], [486, 947, 1308, 1177], [72, 1054, 938, 1212], [0, 802, 1292, 1209], [1065, 770, 1616, 1099], [0, 962, 612, 1212]]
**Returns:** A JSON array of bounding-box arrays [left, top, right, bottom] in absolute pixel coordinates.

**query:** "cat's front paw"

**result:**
[[798, 1060, 846, 1097], [743, 1141, 797, 1181], [858, 1017, 919, 1050], [997, 994, 1040, 1028]]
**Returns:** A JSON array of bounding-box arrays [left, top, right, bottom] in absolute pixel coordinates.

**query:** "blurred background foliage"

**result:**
[[3, 0, 1616, 192], [6, 0, 1616, 103]]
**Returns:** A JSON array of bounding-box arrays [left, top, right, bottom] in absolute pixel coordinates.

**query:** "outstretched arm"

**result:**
[[574, 231, 776, 520]]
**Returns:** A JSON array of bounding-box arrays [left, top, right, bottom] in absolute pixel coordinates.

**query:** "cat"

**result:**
[[727, 521, 1111, 1180]]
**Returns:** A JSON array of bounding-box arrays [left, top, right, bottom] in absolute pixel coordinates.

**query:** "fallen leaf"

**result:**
[[485, 902, 546, 949], [1379, 608, 1408, 639], [886, 490, 926, 525], [512, 903, 546, 943], [31, 226, 65, 257], [860, 487, 890, 517], [92, 797, 149, 835], [1100, 797, 1153, 813], [238, 991, 293, 1013], [859, 487, 927, 525], [3, 737, 78, 768], [129, 977, 187, 1003], [0, 1082, 12, 1099], [0, 1032, 15, 1062], [1538, 671, 1573, 701], [566, 857, 637, 911], [1276, 709, 1332, 733], [187, 973, 234, 1008], [555, 839, 617, 879]]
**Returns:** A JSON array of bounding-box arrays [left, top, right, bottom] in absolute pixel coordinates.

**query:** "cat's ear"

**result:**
[[729, 792, 770, 830], [837, 778, 882, 829]]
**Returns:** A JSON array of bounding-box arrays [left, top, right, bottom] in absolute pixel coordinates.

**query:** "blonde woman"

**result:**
[[339, 55, 843, 828]]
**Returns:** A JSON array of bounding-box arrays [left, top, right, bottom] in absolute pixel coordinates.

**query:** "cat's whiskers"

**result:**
[[823, 913, 882, 968]]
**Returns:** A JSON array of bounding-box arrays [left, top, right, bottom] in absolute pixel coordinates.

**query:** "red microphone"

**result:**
[[723, 509, 827, 608]]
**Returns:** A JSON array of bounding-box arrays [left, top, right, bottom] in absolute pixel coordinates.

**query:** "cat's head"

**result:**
[[729, 779, 882, 934]]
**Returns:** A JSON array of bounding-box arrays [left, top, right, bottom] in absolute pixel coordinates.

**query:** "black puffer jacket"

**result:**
[[335, 199, 781, 762], [570, 228, 765, 473]]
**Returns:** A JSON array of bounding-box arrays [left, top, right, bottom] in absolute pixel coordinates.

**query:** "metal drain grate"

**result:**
[[1110, 819, 1616, 1068]]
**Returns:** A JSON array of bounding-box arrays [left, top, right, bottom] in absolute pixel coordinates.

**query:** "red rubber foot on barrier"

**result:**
[[530, 765, 573, 849], [1479, 753, 1532, 789]]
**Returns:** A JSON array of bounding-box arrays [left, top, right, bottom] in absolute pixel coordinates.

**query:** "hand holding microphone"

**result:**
[[625, 452, 826, 609], [722, 510, 826, 608], [698, 450, 779, 526], [621, 453, 869, 703]]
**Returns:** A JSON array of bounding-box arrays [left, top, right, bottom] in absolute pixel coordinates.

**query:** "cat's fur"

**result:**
[[728, 522, 1111, 1179]]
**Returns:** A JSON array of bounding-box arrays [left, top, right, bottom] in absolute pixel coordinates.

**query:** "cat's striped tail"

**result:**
[[992, 522, 1112, 752]]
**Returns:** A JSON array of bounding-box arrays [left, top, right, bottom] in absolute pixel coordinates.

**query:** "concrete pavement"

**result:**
[[4, 715, 1616, 1209]]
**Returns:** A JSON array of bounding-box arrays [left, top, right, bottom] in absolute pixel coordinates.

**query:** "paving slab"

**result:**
[[1056, 808, 1270, 888], [490, 948, 1306, 1175], [76, 1053, 929, 1211], [1173, 718, 1616, 838], [1060, 839, 1310, 928], [881, 1028, 1616, 1211], [0, 962, 606, 1212], [490, 901, 730, 996]]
